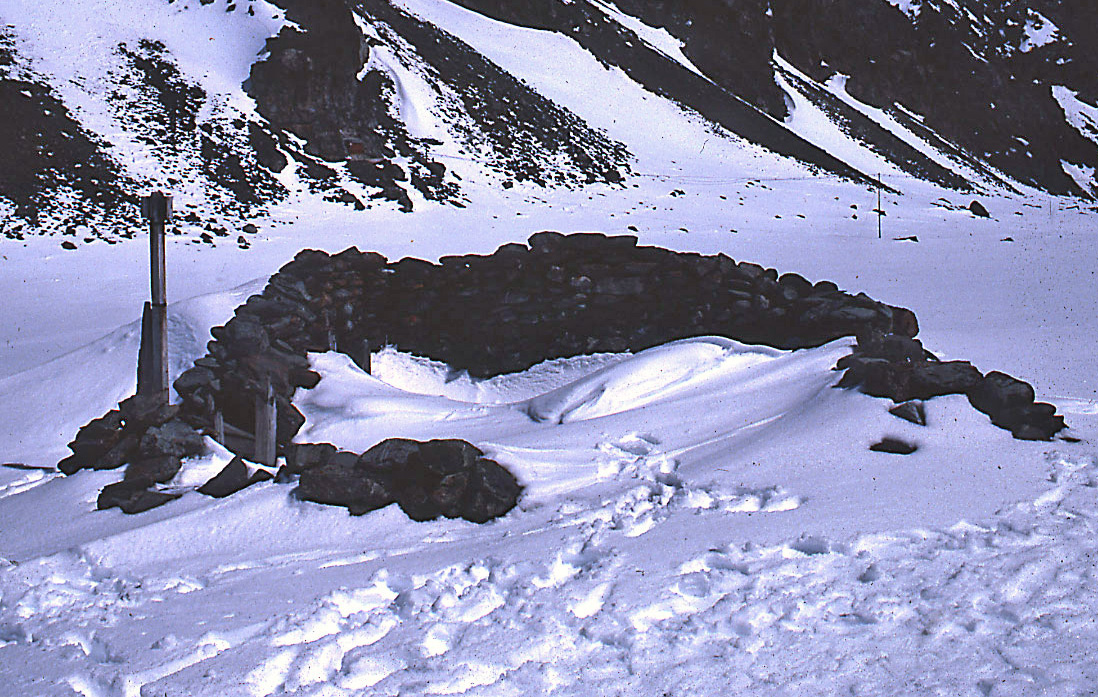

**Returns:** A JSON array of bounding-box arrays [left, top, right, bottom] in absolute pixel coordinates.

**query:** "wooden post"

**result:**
[[212, 410, 225, 445], [352, 339, 371, 374], [138, 191, 171, 404], [254, 376, 277, 466]]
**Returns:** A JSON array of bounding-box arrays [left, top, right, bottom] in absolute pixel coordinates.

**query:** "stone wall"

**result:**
[[170, 231, 917, 453], [59, 232, 1066, 515]]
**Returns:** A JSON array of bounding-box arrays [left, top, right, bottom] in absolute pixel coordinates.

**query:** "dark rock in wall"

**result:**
[[838, 331, 1065, 440], [124, 455, 182, 487], [293, 438, 522, 522], [97, 480, 181, 514]]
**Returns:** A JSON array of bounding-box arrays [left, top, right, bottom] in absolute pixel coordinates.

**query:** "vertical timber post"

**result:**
[[212, 410, 225, 446], [254, 375, 277, 466], [351, 339, 371, 374], [138, 191, 171, 405]]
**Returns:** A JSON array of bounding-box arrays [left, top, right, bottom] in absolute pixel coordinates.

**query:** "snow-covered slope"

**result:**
[[5, 0, 1097, 241]]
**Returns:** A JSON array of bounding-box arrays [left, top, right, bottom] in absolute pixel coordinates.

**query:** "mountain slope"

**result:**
[[3, 0, 1096, 243]]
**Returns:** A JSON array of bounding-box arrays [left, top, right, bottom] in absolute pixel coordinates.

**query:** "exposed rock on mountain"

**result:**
[[2, 0, 1095, 240], [0, 28, 137, 240]]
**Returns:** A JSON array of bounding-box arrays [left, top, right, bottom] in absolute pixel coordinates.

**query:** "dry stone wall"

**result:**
[[59, 232, 1066, 516]]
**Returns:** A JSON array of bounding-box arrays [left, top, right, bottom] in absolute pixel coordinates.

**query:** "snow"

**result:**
[[587, 0, 709, 81], [354, 14, 446, 143], [1020, 10, 1060, 53], [1052, 85, 1098, 146], [882, 0, 922, 20], [2, 0, 1098, 693]]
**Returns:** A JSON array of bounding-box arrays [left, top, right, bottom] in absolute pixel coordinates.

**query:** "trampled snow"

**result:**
[[2, 0, 1098, 694]]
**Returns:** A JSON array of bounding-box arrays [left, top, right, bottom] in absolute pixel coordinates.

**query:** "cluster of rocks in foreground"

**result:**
[[58, 232, 1067, 517]]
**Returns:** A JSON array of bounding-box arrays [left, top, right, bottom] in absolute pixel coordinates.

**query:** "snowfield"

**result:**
[[2, 0, 1098, 694], [1, 335, 1095, 696]]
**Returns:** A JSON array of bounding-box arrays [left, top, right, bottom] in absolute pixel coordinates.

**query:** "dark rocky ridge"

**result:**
[[0, 28, 138, 241], [59, 233, 1066, 515], [246, 0, 630, 210], [450, 0, 1098, 197]]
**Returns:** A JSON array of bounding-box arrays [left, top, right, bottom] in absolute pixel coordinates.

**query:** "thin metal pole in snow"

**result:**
[[877, 174, 883, 240], [138, 191, 171, 405]]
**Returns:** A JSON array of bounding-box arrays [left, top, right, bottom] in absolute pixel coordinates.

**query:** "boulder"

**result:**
[[124, 455, 182, 487], [293, 438, 522, 522], [870, 437, 918, 455], [282, 442, 337, 477], [216, 315, 270, 356], [907, 361, 983, 400], [199, 457, 273, 498], [173, 367, 220, 396], [296, 449, 398, 516], [969, 200, 990, 218], [393, 439, 484, 521], [97, 480, 181, 514], [889, 401, 926, 426], [139, 420, 206, 459], [119, 394, 179, 426], [967, 371, 1036, 415]]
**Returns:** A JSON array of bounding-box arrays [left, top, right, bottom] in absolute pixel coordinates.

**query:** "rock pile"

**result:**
[[290, 439, 522, 523], [59, 393, 207, 512], [58, 232, 1065, 516], [837, 331, 1065, 440]]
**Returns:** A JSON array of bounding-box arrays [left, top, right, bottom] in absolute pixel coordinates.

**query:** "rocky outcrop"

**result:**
[[451, 0, 1097, 196], [0, 28, 137, 241], [246, 0, 630, 209]]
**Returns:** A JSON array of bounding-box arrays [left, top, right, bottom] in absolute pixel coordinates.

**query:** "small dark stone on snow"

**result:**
[[870, 438, 918, 455], [889, 401, 927, 426], [61, 241, 77, 250], [969, 200, 990, 217], [893, 235, 918, 242], [242, 223, 258, 234]]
